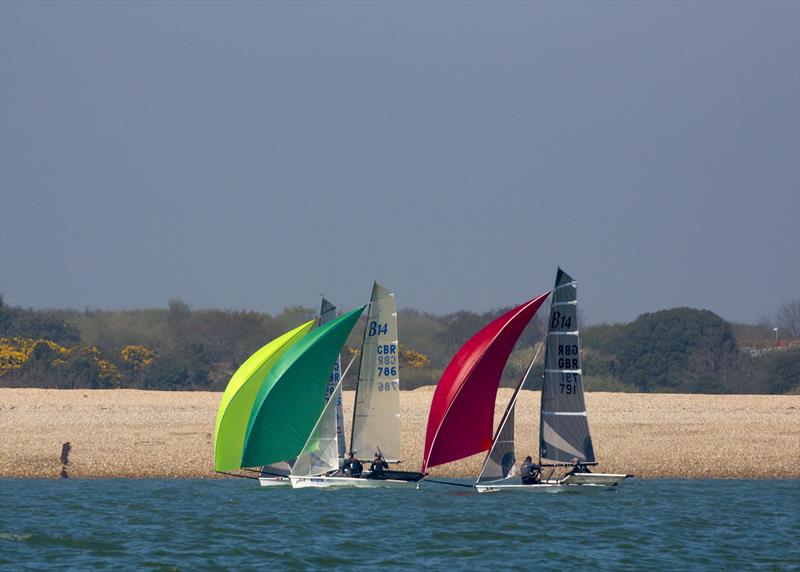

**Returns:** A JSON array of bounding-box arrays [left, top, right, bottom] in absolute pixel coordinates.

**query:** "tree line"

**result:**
[[0, 295, 797, 394]]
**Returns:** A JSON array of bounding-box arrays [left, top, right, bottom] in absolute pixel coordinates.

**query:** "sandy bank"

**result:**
[[0, 388, 797, 479]]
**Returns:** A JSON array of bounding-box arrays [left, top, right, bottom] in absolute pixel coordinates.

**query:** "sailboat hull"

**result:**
[[475, 473, 631, 493], [475, 483, 566, 493], [258, 476, 292, 487], [290, 475, 422, 489], [559, 473, 631, 486]]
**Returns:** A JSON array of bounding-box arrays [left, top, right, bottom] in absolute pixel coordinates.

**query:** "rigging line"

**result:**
[[424, 478, 475, 489], [242, 467, 289, 478], [216, 471, 260, 480], [340, 349, 359, 383]]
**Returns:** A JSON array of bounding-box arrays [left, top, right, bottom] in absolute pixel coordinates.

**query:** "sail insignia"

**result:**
[[539, 268, 596, 463], [350, 282, 402, 462]]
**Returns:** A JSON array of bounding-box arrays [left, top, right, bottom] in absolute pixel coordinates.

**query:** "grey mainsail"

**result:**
[[350, 282, 402, 462], [539, 268, 596, 463], [320, 298, 346, 463], [260, 461, 293, 477]]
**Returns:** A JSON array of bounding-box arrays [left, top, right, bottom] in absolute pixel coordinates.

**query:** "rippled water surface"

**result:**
[[1, 479, 798, 570]]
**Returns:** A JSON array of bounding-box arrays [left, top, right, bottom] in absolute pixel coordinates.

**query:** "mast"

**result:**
[[350, 282, 402, 462], [320, 298, 346, 464], [539, 268, 596, 464]]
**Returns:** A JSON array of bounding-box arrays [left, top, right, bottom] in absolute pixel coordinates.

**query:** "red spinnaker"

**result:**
[[421, 292, 550, 473]]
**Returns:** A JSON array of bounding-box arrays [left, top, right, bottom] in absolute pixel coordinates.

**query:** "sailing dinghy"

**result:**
[[256, 298, 350, 486], [290, 283, 424, 488], [474, 269, 631, 493]]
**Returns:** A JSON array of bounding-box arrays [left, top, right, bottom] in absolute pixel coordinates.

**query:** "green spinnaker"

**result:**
[[241, 305, 365, 468], [213, 320, 315, 472]]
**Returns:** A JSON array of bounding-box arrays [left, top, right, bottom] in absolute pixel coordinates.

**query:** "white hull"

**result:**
[[290, 475, 421, 489], [560, 473, 631, 486], [258, 476, 292, 487], [475, 473, 631, 494]]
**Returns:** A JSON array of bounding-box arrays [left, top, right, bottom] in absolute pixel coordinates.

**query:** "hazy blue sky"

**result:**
[[1, 1, 798, 324]]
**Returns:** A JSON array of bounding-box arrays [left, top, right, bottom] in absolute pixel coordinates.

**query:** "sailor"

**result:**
[[567, 457, 591, 475], [342, 452, 363, 478], [369, 452, 388, 477], [520, 456, 541, 485]]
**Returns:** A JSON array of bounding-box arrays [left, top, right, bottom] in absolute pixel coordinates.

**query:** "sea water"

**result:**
[[0, 479, 797, 570]]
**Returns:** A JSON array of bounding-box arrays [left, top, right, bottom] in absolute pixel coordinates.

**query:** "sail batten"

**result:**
[[539, 268, 596, 464], [422, 292, 550, 473]]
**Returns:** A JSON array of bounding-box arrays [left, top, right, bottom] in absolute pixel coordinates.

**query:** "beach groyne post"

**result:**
[[60, 442, 71, 478]]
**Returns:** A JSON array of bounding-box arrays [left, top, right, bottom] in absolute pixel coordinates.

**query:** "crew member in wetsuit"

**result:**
[[567, 457, 591, 476], [342, 452, 363, 477], [520, 455, 541, 485], [369, 453, 388, 478]]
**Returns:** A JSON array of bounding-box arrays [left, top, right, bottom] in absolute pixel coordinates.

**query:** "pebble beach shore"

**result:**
[[1, 388, 797, 479]]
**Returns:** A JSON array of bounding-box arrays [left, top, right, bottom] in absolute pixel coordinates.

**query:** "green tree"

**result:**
[[614, 308, 738, 392], [0, 297, 80, 345]]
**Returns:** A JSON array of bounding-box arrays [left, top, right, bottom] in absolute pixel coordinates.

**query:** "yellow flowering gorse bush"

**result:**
[[0, 337, 122, 384], [120, 345, 157, 369]]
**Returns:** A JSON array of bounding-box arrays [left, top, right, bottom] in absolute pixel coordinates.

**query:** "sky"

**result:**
[[1, 1, 798, 325]]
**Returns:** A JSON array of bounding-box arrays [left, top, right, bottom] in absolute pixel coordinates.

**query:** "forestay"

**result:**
[[350, 283, 401, 462], [292, 380, 343, 477], [539, 268, 596, 463], [320, 298, 346, 462]]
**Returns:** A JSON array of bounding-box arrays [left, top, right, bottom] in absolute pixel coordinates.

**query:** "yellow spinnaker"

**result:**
[[213, 320, 315, 472]]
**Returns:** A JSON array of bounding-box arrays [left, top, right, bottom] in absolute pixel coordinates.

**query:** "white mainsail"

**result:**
[[320, 298, 346, 463], [291, 380, 343, 477], [350, 282, 402, 462]]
